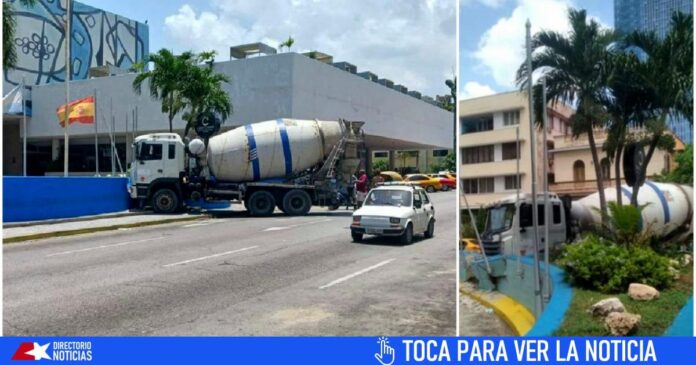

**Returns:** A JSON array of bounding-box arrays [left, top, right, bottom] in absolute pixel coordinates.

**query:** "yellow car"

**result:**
[[379, 171, 404, 182], [404, 174, 442, 193], [461, 238, 481, 252]]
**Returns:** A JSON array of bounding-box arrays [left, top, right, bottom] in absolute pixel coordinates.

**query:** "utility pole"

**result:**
[[63, 0, 72, 176], [542, 77, 551, 304], [526, 19, 543, 316]]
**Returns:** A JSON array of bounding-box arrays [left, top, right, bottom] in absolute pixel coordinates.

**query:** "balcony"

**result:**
[[460, 127, 523, 148], [460, 160, 524, 178], [549, 179, 615, 198]]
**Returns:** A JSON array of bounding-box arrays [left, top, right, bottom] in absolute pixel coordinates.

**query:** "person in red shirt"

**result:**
[[355, 169, 369, 208]]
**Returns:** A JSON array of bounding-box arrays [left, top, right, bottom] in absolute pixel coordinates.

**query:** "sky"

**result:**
[[82, 0, 456, 97], [459, 0, 614, 99]]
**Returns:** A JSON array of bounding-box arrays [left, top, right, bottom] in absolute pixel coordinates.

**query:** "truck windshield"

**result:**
[[486, 204, 515, 233], [365, 190, 412, 207]]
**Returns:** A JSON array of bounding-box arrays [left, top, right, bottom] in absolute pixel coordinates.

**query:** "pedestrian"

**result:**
[[346, 173, 357, 209], [355, 169, 369, 208], [372, 169, 385, 187]]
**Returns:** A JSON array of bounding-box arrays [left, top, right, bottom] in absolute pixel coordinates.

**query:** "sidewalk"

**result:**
[[3, 212, 205, 243]]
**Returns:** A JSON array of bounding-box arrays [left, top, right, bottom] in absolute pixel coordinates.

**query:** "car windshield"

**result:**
[[485, 204, 515, 233], [365, 190, 412, 207]]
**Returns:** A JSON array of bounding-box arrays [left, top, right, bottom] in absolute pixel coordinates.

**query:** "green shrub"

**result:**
[[558, 235, 673, 293], [372, 159, 389, 172]]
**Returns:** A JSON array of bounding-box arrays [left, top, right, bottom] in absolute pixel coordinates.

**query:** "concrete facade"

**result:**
[[459, 91, 573, 208], [20, 53, 452, 175]]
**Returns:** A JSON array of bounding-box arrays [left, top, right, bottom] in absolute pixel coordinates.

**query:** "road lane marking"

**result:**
[[263, 218, 332, 232], [319, 258, 395, 289], [46, 237, 163, 257], [163, 246, 258, 267]]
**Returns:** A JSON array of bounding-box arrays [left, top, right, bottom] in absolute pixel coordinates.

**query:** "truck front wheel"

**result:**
[[152, 188, 180, 214], [247, 190, 276, 217], [282, 189, 312, 216]]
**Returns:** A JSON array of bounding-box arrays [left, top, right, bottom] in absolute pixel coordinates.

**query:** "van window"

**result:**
[[520, 204, 547, 227], [139, 143, 162, 161], [553, 204, 562, 224]]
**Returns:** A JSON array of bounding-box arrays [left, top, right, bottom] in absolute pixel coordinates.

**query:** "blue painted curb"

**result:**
[[524, 257, 573, 336], [665, 297, 693, 336]]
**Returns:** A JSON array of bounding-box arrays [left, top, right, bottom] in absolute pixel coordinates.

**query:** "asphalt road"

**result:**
[[3, 191, 457, 336]]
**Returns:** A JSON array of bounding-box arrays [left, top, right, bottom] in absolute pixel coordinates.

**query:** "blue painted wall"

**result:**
[[3, 176, 129, 222]]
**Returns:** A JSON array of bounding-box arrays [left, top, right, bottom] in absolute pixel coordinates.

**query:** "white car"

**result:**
[[350, 185, 435, 244]]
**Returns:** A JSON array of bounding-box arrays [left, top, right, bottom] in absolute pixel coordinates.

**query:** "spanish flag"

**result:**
[[57, 96, 95, 127]]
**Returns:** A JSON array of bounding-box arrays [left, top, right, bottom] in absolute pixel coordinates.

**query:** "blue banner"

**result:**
[[0, 337, 694, 364]]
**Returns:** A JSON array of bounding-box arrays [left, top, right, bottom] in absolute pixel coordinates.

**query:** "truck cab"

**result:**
[[479, 193, 570, 256], [129, 133, 186, 212]]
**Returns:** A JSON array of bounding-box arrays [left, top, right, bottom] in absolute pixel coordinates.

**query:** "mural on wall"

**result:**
[[4, 0, 149, 87]]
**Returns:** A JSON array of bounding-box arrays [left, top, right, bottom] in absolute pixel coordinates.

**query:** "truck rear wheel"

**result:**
[[152, 188, 180, 214], [247, 190, 276, 217], [282, 189, 312, 216]]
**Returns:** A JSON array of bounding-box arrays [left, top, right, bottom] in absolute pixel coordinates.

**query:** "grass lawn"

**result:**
[[554, 265, 693, 336]]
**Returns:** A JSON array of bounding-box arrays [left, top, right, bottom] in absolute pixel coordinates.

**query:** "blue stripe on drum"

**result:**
[[276, 118, 293, 175], [245, 124, 260, 181], [621, 187, 642, 230], [645, 181, 670, 223]]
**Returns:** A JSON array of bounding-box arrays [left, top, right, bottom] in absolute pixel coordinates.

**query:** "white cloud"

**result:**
[[460, 0, 508, 8], [472, 0, 574, 89], [460, 81, 496, 99], [163, 0, 455, 96]]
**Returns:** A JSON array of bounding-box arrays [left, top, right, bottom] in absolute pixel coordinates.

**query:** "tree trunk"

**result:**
[[631, 134, 660, 206], [615, 140, 624, 206], [588, 128, 608, 222]]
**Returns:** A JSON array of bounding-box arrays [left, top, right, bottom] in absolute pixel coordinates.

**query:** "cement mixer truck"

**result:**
[[128, 118, 364, 216], [476, 182, 693, 256]]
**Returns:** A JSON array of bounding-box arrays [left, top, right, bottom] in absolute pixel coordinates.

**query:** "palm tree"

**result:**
[[602, 52, 650, 206], [279, 36, 295, 52], [516, 8, 615, 220], [620, 12, 692, 205], [3, 0, 37, 69], [131, 49, 195, 132], [180, 52, 232, 137]]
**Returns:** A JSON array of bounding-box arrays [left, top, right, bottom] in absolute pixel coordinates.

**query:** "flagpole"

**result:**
[[111, 97, 115, 175], [63, 0, 72, 177], [21, 78, 27, 176], [94, 88, 99, 176]]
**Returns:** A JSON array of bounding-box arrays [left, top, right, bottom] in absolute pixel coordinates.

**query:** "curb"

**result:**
[[3, 216, 205, 244], [460, 288, 535, 336], [3, 211, 143, 228]]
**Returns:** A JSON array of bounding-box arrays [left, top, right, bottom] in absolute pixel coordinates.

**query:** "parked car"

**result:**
[[379, 171, 404, 182], [404, 174, 442, 192], [427, 173, 456, 191], [350, 185, 435, 244]]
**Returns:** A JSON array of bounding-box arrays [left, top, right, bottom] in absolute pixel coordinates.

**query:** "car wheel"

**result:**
[[282, 189, 312, 216], [424, 219, 435, 238], [400, 223, 413, 245], [247, 190, 276, 217], [426, 186, 435, 193], [351, 232, 363, 242], [441, 185, 450, 191], [152, 188, 179, 214]]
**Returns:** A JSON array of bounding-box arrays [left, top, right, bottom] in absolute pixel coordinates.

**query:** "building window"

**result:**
[[432, 149, 448, 157], [504, 175, 520, 190], [502, 142, 519, 160], [503, 110, 520, 126], [374, 151, 388, 158], [462, 145, 494, 164], [573, 160, 585, 182], [461, 115, 494, 134], [600, 158, 610, 180], [462, 177, 494, 194]]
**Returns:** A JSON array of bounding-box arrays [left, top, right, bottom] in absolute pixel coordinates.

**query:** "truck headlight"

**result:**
[[492, 234, 501, 242], [389, 217, 401, 224]]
